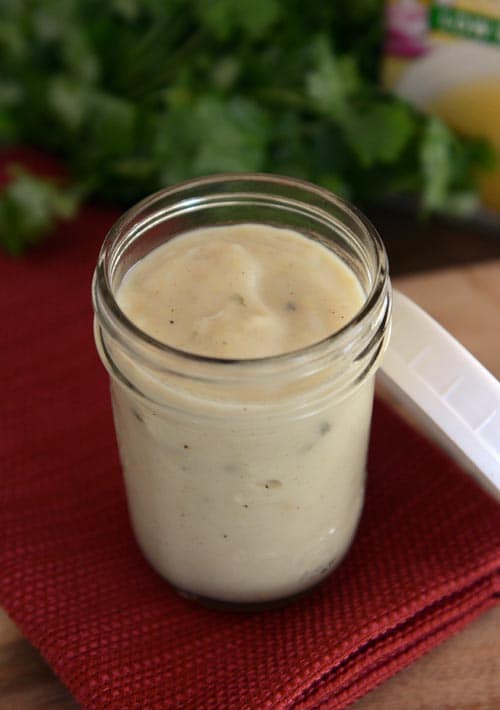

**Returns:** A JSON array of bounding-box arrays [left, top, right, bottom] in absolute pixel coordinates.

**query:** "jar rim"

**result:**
[[93, 172, 390, 372]]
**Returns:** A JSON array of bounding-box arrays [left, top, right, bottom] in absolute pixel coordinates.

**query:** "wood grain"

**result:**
[[354, 607, 500, 710], [0, 610, 77, 709], [1, 259, 499, 709]]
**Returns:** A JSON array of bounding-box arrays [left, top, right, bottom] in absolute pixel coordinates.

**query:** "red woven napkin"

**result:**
[[1, 151, 499, 710]]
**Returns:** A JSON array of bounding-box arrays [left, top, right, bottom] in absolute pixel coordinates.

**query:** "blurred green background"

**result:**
[[0, 0, 495, 254]]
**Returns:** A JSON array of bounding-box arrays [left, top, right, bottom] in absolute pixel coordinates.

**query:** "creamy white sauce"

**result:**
[[110, 224, 373, 604], [117, 224, 364, 358]]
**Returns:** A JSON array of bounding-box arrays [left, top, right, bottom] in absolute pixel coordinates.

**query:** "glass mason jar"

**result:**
[[92, 175, 391, 610]]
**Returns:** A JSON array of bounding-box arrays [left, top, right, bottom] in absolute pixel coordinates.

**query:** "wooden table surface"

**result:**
[[1, 257, 499, 709]]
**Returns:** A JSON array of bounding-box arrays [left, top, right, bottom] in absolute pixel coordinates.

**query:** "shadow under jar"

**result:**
[[92, 174, 392, 610]]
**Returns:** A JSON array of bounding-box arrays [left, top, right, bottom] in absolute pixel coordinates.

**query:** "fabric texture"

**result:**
[[1, 150, 499, 709]]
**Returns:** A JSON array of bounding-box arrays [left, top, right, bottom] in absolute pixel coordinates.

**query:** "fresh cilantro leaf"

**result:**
[[344, 102, 415, 167], [0, 1, 493, 253], [157, 95, 269, 184], [438, 191, 480, 218], [0, 167, 82, 255], [47, 76, 89, 131], [305, 36, 360, 119], [0, 109, 19, 143], [112, 0, 140, 22], [194, 0, 281, 41], [191, 96, 269, 175], [419, 117, 495, 214], [420, 118, 456, 212], [86, 92, 137, 159]]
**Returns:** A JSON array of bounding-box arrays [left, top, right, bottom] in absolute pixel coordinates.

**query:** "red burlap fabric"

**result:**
[[1, 150, 499, 709]]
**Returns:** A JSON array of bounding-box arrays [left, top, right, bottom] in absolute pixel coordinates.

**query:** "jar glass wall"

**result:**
[[93, 175, 391, 609]]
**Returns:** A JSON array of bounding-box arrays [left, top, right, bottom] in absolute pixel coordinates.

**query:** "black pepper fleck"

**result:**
[[285, 301, 297, 311], [263, 479, 282, 489], [319, 421, 331, 436], [231, 293, 246, 306], [183, 444, 189, 449]]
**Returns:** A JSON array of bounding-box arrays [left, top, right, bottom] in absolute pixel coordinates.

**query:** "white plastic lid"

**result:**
[[379, 290, 500, 501]]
